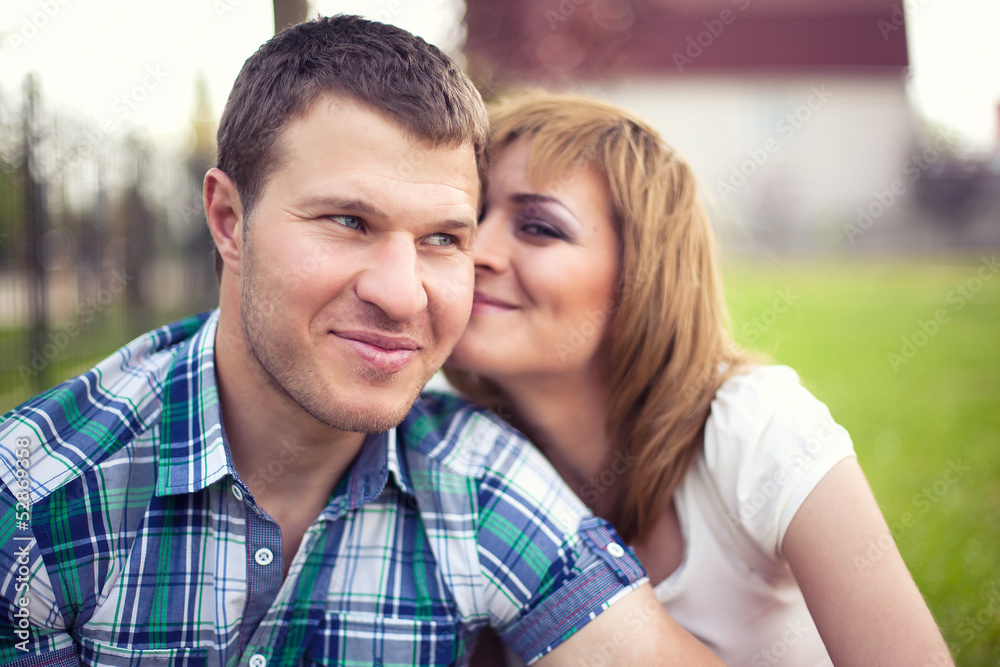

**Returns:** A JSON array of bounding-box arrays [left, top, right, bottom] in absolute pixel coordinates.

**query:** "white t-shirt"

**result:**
[[436, 365, 855, 666], [655, 365, 854, 666]]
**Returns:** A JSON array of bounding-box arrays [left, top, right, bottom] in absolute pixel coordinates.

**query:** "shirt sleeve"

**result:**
[[703, 365, 856, 560], [474, 431, 646, 664], [0, 480, 78, 664]]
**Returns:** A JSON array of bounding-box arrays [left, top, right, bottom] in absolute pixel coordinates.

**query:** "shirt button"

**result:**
[[231, 485, 244, 501], [606, 542, 626, 558], [254, 548, 274, 566], [248, 654, 267, 667]]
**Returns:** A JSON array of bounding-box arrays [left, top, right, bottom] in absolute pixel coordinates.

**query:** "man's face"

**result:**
[[238, 97, 479, 433]]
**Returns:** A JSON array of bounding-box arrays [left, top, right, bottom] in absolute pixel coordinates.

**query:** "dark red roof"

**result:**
[[464, 0, 909, 82]]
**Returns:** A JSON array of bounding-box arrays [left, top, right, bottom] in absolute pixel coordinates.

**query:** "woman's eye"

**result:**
[[519, 220, 564, 239], [330, 214, 363, 229], [426, 233, 456, 247]]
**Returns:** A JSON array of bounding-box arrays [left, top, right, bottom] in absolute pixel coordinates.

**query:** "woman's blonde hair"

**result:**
[[445, 91, 755, 542]]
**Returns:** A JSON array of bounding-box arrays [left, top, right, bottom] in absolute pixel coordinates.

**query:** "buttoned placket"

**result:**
[[232, 431, 400, 666], [228, 481, 284, 663], [235, 483, 352, 666]]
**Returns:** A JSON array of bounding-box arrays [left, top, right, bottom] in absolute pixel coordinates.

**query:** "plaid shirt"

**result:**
[[0, 311, 645, 666]]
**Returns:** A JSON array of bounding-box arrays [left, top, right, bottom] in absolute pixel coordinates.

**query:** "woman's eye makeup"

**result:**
[[514, 206, 570, 240], [517, 218, 565, 239]]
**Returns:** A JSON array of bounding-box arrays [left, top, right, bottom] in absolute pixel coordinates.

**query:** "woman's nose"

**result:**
[[473, 210, 511, 274]]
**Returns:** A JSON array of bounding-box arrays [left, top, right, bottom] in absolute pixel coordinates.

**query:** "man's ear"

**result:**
[[204, 168, 244, 276]]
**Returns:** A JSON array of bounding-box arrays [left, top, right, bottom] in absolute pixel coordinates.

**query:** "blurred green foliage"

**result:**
[[0, 167, 23, 263]]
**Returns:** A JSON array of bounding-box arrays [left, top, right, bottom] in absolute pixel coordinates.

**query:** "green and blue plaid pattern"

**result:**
[[0, 311, 645, 666]]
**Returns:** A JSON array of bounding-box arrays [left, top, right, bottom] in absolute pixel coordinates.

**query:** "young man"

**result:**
[[0, 16, 720, 666]]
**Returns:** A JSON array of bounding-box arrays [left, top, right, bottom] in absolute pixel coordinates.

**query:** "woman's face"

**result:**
[[448, 139, 621, 383]]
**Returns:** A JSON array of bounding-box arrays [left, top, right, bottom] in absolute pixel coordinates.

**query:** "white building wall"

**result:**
[[569, 73, 917, 249]]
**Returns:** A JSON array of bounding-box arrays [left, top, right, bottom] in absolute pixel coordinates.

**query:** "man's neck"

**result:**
[[213, 307, 368, 576]]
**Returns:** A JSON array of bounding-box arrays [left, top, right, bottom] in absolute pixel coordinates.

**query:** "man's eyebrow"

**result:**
[[437, 218, 478, 237], [302, 196, 387, 219]]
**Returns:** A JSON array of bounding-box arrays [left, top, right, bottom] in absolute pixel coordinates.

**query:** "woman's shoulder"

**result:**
[[706, 365, 834, 448], [699, 364, 855, 557], [714, 363, 807, 410]]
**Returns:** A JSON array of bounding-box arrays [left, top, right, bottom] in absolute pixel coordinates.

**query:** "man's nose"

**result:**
[[354, 234, 428, 322]]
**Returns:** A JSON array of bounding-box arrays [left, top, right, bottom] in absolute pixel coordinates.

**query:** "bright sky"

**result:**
[[1, 0, 998, 151]]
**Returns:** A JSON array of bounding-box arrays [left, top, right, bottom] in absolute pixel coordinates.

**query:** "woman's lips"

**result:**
[[471, 292, 517, 315], [335, 330, 418, 374]]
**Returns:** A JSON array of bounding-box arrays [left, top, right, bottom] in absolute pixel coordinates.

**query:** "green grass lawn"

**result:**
[[723, 254, 1000, 665]]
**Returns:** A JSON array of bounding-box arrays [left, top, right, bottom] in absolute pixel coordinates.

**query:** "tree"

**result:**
[[273, 0, 309, 33]]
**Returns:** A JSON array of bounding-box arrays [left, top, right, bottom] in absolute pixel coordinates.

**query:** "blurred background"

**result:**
[[1, 0, 998, 662]]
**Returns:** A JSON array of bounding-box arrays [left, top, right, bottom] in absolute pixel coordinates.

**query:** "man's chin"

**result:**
[[317, 401, 412, 435], [308, 381, 426, 434]]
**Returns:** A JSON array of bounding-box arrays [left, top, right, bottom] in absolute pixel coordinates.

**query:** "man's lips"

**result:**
[[334, 330, 419, 374], [471, 292, 518, 313]]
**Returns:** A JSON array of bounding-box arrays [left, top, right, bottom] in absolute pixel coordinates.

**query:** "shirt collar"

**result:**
[[155, 309, 230, 497], [342, 428, 414, 510]]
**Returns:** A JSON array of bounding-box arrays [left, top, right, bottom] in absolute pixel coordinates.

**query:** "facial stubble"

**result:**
[[239, 232, 428, 434]]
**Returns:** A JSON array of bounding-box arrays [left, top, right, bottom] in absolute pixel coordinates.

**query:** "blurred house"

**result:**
[[463, 0, 936, 250]]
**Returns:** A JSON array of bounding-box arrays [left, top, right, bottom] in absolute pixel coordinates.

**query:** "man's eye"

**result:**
[[331, 215, 362, 229], [426, 233, 456, 247]]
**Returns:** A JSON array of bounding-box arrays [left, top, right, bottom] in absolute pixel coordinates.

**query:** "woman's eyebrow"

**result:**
[[510, 193, 560, 206]]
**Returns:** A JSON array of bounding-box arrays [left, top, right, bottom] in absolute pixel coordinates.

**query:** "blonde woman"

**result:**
[[447, 92, 952, 666]]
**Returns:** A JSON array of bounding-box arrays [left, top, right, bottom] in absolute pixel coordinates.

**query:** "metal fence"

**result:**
[[0, 75, 218, 411]]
